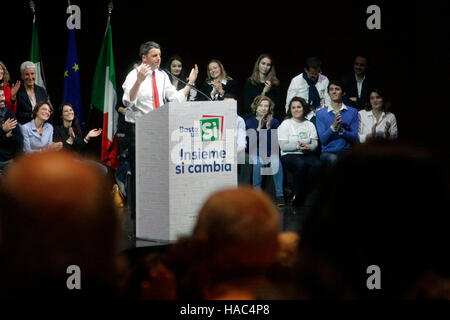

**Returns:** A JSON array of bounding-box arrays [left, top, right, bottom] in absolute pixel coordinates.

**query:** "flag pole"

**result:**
[[108, 0, 113, 16], [29, 0, 47, 91], [86, 0, 115, 156], [29, 0, 35, 16]]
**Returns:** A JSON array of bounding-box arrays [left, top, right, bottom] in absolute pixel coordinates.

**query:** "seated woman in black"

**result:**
[[53, 102, 102, 154], [198, 59, 237, 101]]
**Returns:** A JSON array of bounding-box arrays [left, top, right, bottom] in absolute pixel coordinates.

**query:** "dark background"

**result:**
[[1, 0, 448, 157]]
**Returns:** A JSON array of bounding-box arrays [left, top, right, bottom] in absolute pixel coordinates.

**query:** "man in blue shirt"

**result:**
[[315, 80, 358, 166]]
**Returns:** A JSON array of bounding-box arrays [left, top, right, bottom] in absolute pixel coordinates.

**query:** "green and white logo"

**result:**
[[299, 132, 308, 140], [200, 116, 222, 141]]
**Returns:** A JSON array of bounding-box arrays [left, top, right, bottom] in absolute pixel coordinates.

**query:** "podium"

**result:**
[[135, 101, 237, 241]]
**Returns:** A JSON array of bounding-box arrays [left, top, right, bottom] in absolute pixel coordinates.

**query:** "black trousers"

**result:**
[[281, 153, 321, 204]]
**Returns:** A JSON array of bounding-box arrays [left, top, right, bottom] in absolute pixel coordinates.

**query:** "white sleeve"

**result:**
[[358, 111, 368, 143], [308, 121, 318, 151], [323, 77, 331, 108], [285, 76, 308, 112], [278, 120, 298, 152], [389, 113, 398, 139], [236, 116, 246, 148], [277, 120, 290, 142], [164, 72, 186, 103], [122, 69, 138, 107]]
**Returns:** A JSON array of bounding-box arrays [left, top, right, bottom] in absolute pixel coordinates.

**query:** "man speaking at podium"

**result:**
[[122, 41, 199, 219]]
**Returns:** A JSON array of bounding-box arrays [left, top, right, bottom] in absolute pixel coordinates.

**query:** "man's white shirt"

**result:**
[[285, 72, 331, 119], [122, 66, 186, 123]]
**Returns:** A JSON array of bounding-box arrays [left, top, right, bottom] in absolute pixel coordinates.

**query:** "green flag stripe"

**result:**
[[91, 23, 116, 112]]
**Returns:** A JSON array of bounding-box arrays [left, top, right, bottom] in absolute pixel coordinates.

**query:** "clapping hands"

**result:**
[[2, 118, 17, 133], [384, 121, 391, 138], [331, 112, 342, 131]]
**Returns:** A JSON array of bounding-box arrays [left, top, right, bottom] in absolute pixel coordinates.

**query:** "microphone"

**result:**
[[160, 68, 213, 101]]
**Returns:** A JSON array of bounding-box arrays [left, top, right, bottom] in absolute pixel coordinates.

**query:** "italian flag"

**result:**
[[30, 15, 46, 89], [90, 19, 119, 170]]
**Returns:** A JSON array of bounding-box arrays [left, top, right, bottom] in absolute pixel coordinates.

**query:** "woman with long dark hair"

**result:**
[[358, 88, 398, 143], [243, 54, 280, 119], [53, 102, 102, 154], [165, 55, 197, 101]]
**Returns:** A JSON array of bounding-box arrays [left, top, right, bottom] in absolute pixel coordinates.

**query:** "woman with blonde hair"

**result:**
[[243, 54, 280, 119], [0, 61, 20, 113], [198, 59, 237, 101], [245, 95, 284, 206]]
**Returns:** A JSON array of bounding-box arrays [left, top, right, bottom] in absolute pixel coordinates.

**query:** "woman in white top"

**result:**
[[358, 88, 398, 143], [278, 97, 321, 206]]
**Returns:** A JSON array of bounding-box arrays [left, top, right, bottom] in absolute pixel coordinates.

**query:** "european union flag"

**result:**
[[63, 28, 83, 125]]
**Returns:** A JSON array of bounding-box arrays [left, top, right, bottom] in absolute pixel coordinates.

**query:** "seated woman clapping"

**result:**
[[278, 97, 321, 206], [21, 101, 62, 153], [53, 102, 102, 154], [358, 88, 398, 143]]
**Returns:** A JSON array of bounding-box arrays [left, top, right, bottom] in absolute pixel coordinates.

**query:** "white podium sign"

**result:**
[[136, 101, 237, 241]]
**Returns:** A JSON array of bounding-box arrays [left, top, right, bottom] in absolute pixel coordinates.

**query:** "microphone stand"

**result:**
[[161, 69, 213, 102]]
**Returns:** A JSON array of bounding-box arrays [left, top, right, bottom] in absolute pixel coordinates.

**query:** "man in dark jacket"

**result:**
[[341, 55, 377, 110], [0, 87, 23, 176]]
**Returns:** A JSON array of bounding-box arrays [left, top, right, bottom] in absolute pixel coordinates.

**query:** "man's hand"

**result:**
[[183, 64, 199, 97], [188, 64, 199, 86], [137, 64, 151, 83], [2, 118, 17, 133], [330, 112, 342, 131]]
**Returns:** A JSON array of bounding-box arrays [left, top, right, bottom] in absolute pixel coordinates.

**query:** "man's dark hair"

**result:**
[[354, 54, 369, 63], [139, 41, 161, 58], [305, 57, 322, 71], [327, 80, 345, 93]]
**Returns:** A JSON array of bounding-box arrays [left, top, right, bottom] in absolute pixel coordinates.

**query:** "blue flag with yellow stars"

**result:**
[[63, 28, 82, 124]]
